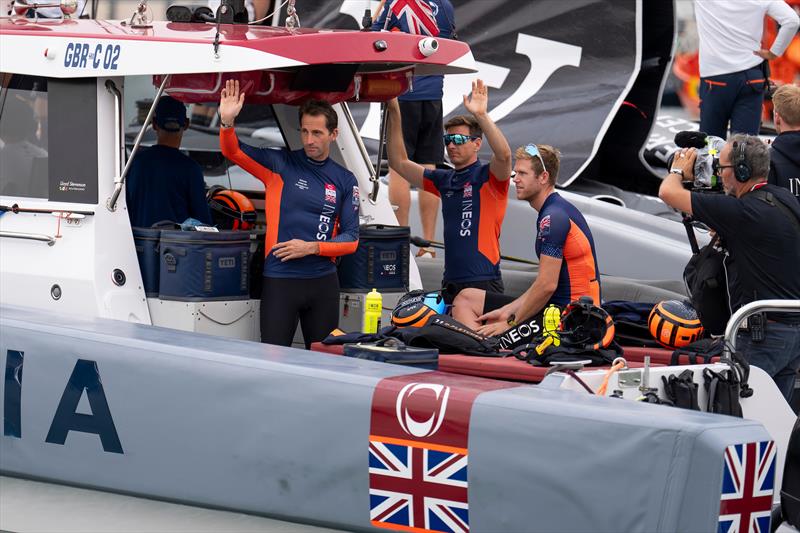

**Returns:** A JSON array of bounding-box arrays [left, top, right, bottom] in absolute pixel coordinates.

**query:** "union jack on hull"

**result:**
[[718, 441, 776, 533], [369, 437, 468, 532], [369, 373, 518, 533], [388, 0, 439, 37]]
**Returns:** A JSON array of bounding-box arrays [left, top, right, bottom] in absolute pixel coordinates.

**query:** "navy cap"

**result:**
[[154, 95, 187, 132]]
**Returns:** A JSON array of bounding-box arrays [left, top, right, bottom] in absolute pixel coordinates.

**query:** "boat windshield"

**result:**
[[0, 75, 48, 199], [124, 75, 280, 194], [0, 74, 99, 203]]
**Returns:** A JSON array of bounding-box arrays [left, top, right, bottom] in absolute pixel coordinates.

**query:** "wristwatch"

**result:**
[[220, 120, 234, 129], [669, 168, 684, 177]]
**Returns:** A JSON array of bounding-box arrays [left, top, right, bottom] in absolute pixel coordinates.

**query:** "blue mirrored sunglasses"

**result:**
[[443, 133, 477, 146], [525, 143, 547, 174]]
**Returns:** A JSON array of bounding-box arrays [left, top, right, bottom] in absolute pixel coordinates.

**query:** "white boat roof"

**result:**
[[0, 18, 476, 78]]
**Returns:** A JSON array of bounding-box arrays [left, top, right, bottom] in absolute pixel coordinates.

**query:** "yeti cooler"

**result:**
[[132, 227, 161, 297], [158, 230, 250, 301], [338, 224, 409, 292], [343, 338, 438, 369]]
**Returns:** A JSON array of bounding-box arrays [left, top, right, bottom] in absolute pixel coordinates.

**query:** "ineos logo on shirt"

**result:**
[[460, 201, 473, 237], [317, 202, 336, 240], [395, 382, 450, 438]]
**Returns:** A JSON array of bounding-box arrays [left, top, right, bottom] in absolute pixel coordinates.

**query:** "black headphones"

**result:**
[[733, 140, 751, 183]]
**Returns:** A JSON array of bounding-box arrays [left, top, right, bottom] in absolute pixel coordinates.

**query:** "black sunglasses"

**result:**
[[443, 133, 478, 146]]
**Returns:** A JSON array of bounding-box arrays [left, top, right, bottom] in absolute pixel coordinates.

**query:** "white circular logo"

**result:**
[[395, 382, 450, 438]]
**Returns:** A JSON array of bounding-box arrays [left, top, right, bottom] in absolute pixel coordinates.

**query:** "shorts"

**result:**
[[442, 278, 505, 305], [400, 100, 445, 165], [483, 291, 546, 351]]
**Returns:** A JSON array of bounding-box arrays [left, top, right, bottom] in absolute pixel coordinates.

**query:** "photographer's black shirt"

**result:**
[[691, 184, 800, 321]]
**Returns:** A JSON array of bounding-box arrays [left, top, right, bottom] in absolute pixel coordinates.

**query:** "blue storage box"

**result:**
[[132, 227, 161, 297], [338, 224, 409, 292], [158, 230, 251, 301]]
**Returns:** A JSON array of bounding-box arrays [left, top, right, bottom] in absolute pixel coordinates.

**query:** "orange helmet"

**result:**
[[391, 290, 446, 328], [207, 186, 257, 230], [648, 300, 704, 349]]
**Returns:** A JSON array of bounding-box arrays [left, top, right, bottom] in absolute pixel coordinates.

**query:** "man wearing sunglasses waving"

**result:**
[[452, 144, 601, 348], [386, 79, 513, 302]]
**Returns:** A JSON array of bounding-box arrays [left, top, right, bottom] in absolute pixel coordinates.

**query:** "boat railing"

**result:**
[[723, 299, 800, 360], [0, 230, 56, 246]]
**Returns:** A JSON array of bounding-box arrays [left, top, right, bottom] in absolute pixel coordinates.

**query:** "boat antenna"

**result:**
[[285, 0, 299, 29]]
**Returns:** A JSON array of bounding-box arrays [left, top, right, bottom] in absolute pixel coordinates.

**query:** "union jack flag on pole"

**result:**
[[387, 0, 439, 36], [718, 441, 776, 533]]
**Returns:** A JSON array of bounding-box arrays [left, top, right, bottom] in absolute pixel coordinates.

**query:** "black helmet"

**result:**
[[391, 290, 446, 328], [559, 296, 615, 351]]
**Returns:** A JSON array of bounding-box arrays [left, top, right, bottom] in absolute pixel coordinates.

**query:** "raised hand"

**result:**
[[463, 78, 489, 117], [219, 79, 245, 126]]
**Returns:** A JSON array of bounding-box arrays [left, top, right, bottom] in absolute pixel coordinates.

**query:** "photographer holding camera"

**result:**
[[659, 134, 800, 402]]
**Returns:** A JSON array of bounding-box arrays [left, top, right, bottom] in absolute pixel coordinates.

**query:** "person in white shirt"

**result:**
[[694, 0, 799, 138]]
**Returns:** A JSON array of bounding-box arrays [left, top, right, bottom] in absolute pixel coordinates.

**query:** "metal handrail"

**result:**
[[723, 299, 800, 359], [105, 80, 126, 179], [0, 231, 56, 246], [106, 73, 171, 212], [339, 102, 378, 204]]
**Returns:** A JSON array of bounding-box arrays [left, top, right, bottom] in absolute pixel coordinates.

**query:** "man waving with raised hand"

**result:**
[[386, 79, 513, 303], [219, 80, 360, 349]]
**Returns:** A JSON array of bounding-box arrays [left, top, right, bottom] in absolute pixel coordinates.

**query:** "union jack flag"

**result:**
[[324, 183, 337, 203], [387, 0, 439, 37], [538, 214, 551, 236], [369, 437, 468, 532], [718, 441, 776, 533]]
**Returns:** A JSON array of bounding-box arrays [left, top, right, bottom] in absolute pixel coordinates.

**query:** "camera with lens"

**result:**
[[671, 130, 725, 192]]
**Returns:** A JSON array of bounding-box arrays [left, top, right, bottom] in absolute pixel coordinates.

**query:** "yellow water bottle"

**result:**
[[543, 304, 561, 347], [363, 288, 383, 333]]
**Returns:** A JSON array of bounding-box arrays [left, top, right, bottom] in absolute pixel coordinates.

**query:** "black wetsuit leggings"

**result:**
[[260, 273, 340, 349]]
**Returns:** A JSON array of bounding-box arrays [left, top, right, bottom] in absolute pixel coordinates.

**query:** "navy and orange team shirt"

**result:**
[[535, 192, 601, 306], [423, 160, 509, 283], [220, 129, 360, 279]]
